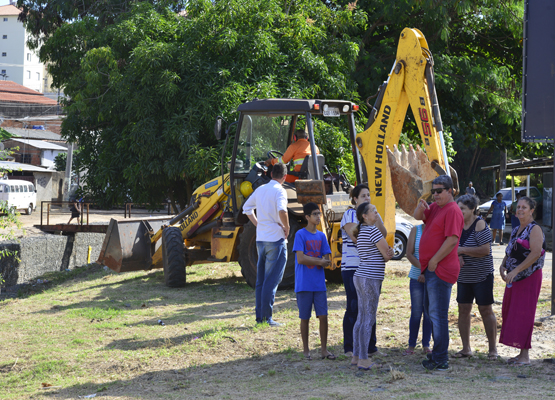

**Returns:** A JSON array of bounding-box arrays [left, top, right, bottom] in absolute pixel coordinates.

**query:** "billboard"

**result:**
[[522, 0, 555, 142]]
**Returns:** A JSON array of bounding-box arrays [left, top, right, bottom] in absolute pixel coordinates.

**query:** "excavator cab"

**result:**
[[225, 99, 361, 225]]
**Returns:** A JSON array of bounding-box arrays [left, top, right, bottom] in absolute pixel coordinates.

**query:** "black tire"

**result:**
[[26, 204, 33, 215], [162, 226, 186, 288], [324, 267, 343, 284], [392, 232, 407, 260], [238, 219, 301, 290]]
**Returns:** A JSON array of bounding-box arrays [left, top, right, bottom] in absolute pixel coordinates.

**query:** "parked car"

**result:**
[[478, 186, 543, 222], [393, 216, 413, 260]]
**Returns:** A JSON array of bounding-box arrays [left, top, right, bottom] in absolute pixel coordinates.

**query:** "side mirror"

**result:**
[[214, 118, 224, 140]]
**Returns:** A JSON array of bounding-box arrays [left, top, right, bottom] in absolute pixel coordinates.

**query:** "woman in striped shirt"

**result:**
[[454, 194, 497, 360], [340, 184, 389, 357], [351, 202, 392, 370]]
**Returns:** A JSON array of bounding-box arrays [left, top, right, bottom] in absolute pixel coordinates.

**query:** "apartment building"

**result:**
[[0, 4, 44, 93]]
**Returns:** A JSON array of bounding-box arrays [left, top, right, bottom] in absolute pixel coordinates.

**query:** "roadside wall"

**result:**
[[0, 232, 105, 286]]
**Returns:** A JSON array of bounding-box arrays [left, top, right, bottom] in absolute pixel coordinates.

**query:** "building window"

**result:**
[[1, 70, 5, 74], [27, 70, 31, 79], [26, 53, 31, 61], [2, 35, 6, 39], [36, 72, 40, 80], [3, 18, 7, 22], [1, 53, 5, 57], [20, 154, 31, 164]]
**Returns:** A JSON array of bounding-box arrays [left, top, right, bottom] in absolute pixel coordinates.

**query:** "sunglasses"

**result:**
[[430, 187, 448, 195]]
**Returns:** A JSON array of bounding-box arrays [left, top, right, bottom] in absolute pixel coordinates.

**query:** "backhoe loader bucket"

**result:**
[[98, 217, 172, 273], [388, 144, 459, 215]]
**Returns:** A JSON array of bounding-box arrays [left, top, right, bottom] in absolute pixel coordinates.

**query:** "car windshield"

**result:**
[[496, 190, 514, 201], [235, 115, 294, 174]]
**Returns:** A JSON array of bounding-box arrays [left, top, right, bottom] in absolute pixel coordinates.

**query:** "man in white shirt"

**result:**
[[243, 163, 289, 326]]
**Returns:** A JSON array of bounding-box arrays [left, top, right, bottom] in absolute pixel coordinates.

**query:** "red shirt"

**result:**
[[419, 201, 464, 284]]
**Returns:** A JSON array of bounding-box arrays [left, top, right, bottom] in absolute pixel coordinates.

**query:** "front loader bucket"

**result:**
[[387, 144, 459, 215], [98, 217, 172, 273]]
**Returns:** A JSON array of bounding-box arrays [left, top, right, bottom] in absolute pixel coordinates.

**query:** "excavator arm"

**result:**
[[356, 28, 458, 245]]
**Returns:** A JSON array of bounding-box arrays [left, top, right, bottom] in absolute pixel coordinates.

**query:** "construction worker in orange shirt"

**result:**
[[264, 129, 320, 183]]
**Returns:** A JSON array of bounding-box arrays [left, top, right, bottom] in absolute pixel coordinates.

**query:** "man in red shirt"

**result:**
[[265, 129, 319, 183], [414, 175, 463, 371]]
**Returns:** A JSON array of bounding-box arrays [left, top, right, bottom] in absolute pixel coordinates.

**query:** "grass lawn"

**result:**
[[0, 262, 554, 399]]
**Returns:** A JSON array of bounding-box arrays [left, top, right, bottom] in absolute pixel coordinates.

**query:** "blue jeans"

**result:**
[[342, 270, 377, 354], [409, 278, 432, 348], [255, 239, 287, 323], [423, 270, 453, 363]]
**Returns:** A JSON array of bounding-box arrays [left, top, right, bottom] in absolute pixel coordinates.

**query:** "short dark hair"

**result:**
[[303, 202, 319, 216], [432, 175, 453, 191], [350, 184, 369, 205], [457, 194, 479, 215], [271, 163, 287, 179], [295, 129, 307, 139]]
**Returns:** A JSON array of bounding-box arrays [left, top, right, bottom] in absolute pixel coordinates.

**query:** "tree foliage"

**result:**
[[19, 0, 364, 208]]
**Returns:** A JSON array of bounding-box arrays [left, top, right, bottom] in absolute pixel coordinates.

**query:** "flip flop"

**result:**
[[511, 361, 530, 367], [322, 353, 336, 360], [452, 352, 472, 359], [402, 349, 415, 356], [488, 354, 500, 361], [507, 357, 519, 364], [358, 362, 378, 370]]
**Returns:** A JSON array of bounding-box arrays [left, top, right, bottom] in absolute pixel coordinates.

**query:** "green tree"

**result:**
[[19, 0, 364, 208], [54, 148, 82, 172]]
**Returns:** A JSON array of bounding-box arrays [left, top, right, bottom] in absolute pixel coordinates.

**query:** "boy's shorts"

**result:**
[[296, 291, 328, 320]]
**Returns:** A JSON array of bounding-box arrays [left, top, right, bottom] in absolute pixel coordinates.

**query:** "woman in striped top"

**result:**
[[340, 184, 389, 357], [454, 194, 497, 360], [351, 202, 392, 370], [403, 223, 432, 356]]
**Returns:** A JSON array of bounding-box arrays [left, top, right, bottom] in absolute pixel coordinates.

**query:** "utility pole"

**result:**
[[63, 143, 73, 202]]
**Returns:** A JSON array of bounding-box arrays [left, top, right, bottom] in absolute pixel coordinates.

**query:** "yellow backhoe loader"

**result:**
[[98, 27, 457, 288]]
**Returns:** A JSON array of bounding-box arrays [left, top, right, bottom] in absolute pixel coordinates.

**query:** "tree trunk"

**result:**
[[499, 149, 507, 189]]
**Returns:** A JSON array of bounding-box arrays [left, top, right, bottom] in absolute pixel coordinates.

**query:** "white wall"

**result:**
[[0, 12, 43, 92], [41, 149, 64, 169]]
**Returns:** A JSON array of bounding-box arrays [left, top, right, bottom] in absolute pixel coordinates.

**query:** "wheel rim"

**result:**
[[393, 237, 403, 257]]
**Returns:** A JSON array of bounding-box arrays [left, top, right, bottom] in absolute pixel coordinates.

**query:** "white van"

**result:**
[[0, 179, 37, 215]]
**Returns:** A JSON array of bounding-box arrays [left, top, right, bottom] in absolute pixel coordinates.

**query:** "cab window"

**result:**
[[29, 185, 34, 192], [23, 185, 28, 193], [19, 185, 23, 192], [235, 115, 293, 174], [5, 185, 9, 193]]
